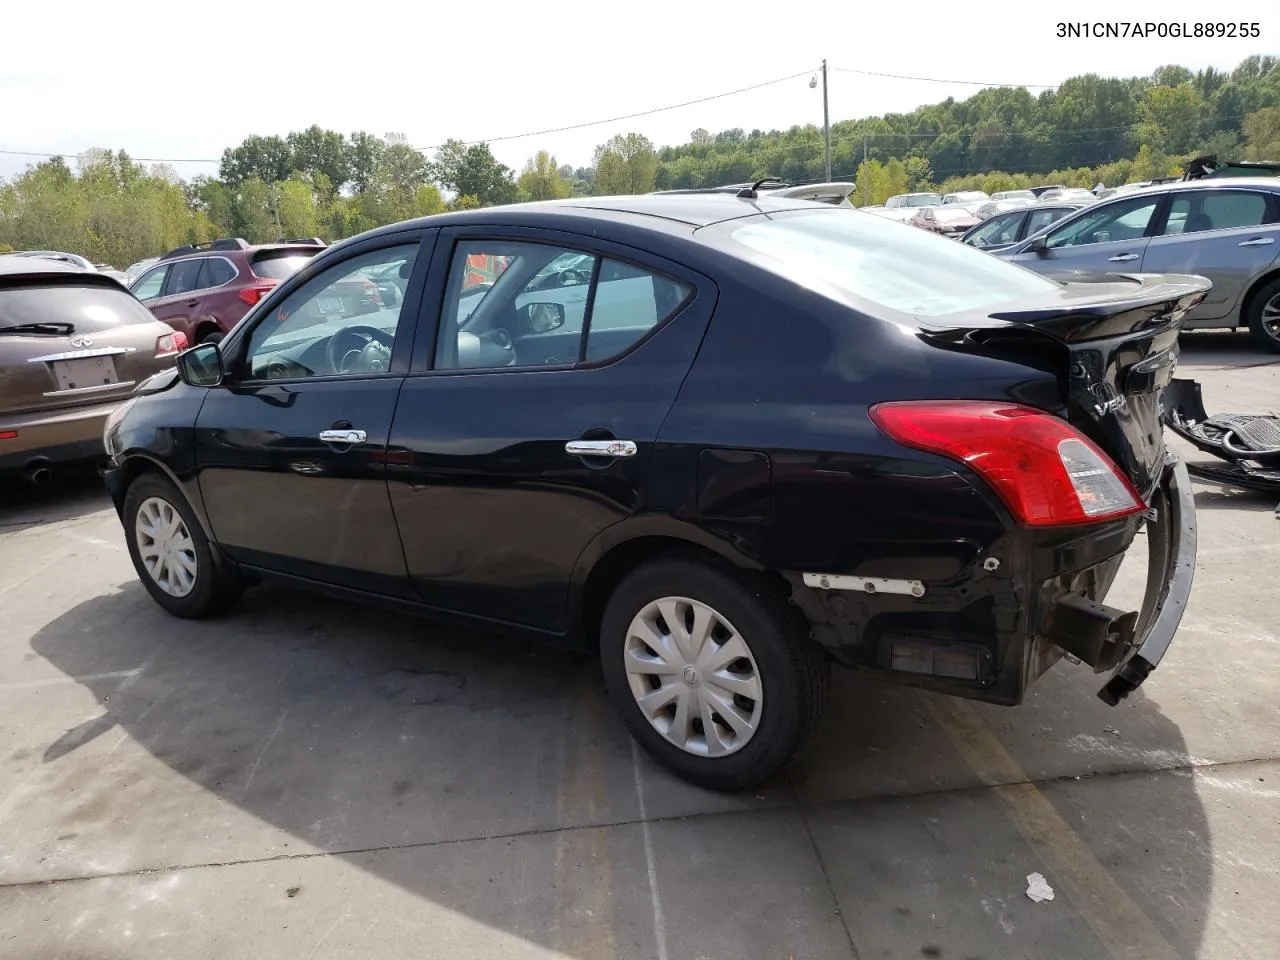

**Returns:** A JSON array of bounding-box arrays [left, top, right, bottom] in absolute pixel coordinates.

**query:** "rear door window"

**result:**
[[197, 257, 237, 288], [1045, 195, 1160, 248], [1162, 190, 1271, 236], [167, 259, 204, 296]]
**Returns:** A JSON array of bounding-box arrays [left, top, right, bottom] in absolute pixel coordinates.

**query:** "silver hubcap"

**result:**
[[1263, 294, 1280, 338], [135, 496, 198, 598], [624, 596, 762, 757]]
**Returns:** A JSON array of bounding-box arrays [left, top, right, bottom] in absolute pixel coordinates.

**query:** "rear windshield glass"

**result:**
[[0, 281, 158, 333], [250, 250, 319, 279], [719, 209, 1059, 318]]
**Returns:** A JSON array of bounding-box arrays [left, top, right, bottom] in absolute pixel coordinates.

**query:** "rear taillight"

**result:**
[[362, 280, 382, 306], [155, 331, 189, 358], [869, 400, 1144, 526], [238, 283, 275, 306], [0, 430, 17, 441]]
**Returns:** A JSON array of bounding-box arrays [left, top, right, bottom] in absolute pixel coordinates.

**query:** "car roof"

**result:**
[[1143, 176, 1280, 194], [0, 256, 122, 285], [358, 194, 831, 238]]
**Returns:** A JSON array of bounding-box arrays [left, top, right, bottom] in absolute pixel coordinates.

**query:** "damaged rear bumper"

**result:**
[[1096, 457, 1197, 705]]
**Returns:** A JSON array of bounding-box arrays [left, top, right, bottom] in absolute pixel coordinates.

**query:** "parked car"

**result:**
[[880, 192, 942, 221], [129, 238, 327, 344], [124, 257, 159, 285], [961, 202, 1089, 251], [104, 192, 1201, 790], [941, 190, 990, 213], [991, 190, 1036, 203], [908, 204, 980, 237], [1182, 154, 1280, 180], [998, 177, 1280, 351], [652, 179, 855, 207], [6, 250, 96, 271], [975, 197, 1037, 219], [1037, 187, 1097, 204], [1029, 184, 1066, 197], [93, 265, 130, 285], [1, 258, 186, 483]]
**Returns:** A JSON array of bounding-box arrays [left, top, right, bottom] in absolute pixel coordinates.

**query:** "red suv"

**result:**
[[128, 238, 330, 344]]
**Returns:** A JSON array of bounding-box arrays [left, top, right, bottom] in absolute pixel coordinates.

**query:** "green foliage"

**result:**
[[1244, 107, 1280, 160], [594, 134, 658, 195], [431, 140, 518, 206], [518, 151, 571, 201]]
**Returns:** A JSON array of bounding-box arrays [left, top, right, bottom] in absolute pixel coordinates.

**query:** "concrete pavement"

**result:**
[[0, 331, 1277, 960]]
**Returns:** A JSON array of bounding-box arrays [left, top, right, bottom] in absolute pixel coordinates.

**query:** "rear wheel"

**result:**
[[123, 473, 240, 618], [600, 558, 828, 791], [1245, 276, 1280, 354]]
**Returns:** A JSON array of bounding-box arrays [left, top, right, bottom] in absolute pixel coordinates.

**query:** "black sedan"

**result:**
[[103, 193, 1206, 791]]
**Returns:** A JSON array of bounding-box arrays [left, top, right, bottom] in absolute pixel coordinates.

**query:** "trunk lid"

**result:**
[[919, 273, 1211, 495], [0, 278, 175, 417]]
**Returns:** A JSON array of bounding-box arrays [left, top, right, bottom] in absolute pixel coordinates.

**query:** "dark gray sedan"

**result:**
[[998, 178, 1280, 351]]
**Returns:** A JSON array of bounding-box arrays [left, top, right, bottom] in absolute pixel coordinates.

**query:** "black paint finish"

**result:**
[[103, 194, 1201, 708]]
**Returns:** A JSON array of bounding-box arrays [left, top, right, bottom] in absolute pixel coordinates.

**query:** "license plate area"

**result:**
[[53, 355, 119, 391], [317, 295, 344, 315]]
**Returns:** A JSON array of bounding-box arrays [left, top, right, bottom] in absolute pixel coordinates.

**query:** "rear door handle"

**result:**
[[319, 429, 367, 445], [1238, 237, 1275, 247], [186, 299, 201, 307], [1107, 253, 1140, 262], [565, 439, 637, 458]]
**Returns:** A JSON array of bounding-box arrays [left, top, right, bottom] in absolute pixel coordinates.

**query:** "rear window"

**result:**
[[718, 209, 1059, 318], [0, 281, 159, 333], [250, 250, 319, 279]]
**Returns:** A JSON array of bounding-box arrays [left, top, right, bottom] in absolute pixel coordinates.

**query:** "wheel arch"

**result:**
[[1240, 267, 1280, 326], [110, 453, 214, 540], [570, 517, 784, 647]]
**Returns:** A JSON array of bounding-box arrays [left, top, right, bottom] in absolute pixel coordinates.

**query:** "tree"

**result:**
[[1138, 83, 1207, 155], [593, 133, 658, 195], [432, 140, 518, 206], [287, 126, 352, 192], [904, 156, 933, 191], [219, 135, 293, 186], [518, 151, 571, 201], [349, 131, 386, 193], [1244, 107, 1280, 160], [276, 177, 319, 239]]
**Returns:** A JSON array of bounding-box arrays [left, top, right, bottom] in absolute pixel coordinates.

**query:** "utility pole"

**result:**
[[270, 183, 282, 239], [822, 59, 831, 181]]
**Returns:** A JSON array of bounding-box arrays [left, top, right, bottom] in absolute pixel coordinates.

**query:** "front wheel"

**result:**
[[1245, 276, 1280, 354], [600, 558, 828, 791], [123, 473, 240, 618]]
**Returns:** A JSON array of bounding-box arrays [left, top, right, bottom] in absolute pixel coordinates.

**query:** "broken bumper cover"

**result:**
[[1097, 458, 1197, 706]]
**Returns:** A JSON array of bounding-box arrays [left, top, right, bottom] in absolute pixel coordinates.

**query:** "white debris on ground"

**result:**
[[1025, 872, 1055, 903]]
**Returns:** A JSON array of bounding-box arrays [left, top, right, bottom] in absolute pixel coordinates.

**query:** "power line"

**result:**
[[830, 66, 1059, 89], [0, 67, 820, 166]]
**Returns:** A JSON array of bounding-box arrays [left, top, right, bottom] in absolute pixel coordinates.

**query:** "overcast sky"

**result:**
[[2, 0, 1276, 183]]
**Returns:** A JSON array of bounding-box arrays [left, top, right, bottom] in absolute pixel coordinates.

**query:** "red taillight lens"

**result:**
[[154, 331, 189, 358], [238, 283, 275, 306], [362, 280, 382, 306], [869, 400, 1144, 526], [0, 430, 17, 441]]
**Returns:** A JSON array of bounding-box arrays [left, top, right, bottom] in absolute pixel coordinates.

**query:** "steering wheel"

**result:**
[[326, 325, 394, 375]]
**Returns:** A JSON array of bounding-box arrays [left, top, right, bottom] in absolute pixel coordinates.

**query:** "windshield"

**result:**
[[902, 194, 940, 207], [719, 209, 1058, 318], [0, 282, 158, 333], [934, 207, 976, 222]]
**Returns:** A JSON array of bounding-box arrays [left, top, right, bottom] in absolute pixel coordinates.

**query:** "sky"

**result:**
[[2, 0, 1277, 184]]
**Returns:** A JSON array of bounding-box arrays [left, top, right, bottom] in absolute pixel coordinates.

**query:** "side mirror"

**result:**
[[1028, 235, 1049, 254], [176, 343, 224, 387], [519, 301, 566, 335]]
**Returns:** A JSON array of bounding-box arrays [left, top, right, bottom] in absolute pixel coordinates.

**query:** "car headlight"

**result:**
[[103, 398, 137, 455]]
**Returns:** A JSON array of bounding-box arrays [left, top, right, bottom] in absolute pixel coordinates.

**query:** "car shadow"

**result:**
[[1178, 329, 1280, 364], [0, 467, 112, 530], [22, 575, 1215, 959]]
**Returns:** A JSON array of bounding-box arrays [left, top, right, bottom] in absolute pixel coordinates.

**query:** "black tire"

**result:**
[[600, 558, 829, 792], [1245, 276, 1280, 354], [122, 473, 240, 618]]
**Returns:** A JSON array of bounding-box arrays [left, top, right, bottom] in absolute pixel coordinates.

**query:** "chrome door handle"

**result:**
[[565, 439, 637, 458], [1107, 253, 1140, 262], [1239, 237, 1275, 247], [319, 428, 367, 445]]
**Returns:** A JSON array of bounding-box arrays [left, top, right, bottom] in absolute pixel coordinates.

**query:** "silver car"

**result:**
[[999, 178, 1280, 351]]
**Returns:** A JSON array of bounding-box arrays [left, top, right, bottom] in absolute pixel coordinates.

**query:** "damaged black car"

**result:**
[[103, 194, 1207, 790]]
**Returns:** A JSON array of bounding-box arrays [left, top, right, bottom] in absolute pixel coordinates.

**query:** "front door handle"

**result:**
[[186, 299, 201, 307], [319, 428, 367, 445], [1107, 253, 1140, 262], [1239, 237, 1275, 247], [565, 439, 637, 458]]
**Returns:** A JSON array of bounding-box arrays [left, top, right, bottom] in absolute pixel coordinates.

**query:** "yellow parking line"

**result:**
[[921, 694, 1180, 960]]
